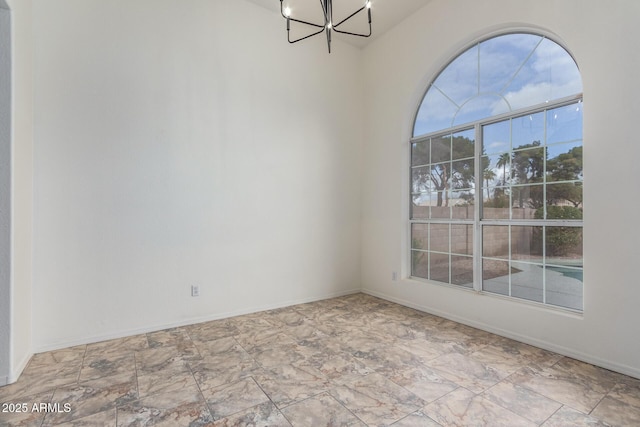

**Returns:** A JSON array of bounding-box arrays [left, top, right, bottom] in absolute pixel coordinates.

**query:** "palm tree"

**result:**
[[496, 152, 510, 186], [483, 169, 496, 203]]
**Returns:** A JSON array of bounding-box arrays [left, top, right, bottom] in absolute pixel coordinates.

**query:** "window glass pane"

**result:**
[[545, 266, 583, 311], [452, 189, 475, 219], [482, 187, 510, 219], [414, 87, 458, 137], [547, 102, 583, 144], [431, 135, 451, 163], [483, 259, 509, 295], [482, 154, 503, 187], [451, 224, 473, 255], [512, 111, 544, 147], [430, 253, 450, 283], [411, 250, 428, 279], [430, 223, 449, 253], [432, 44, 478, 106], [453, 95, 509, 127], [411, 194, 430, 219], [452, 129, 475, 160], [482, 120, 510, 155], [533, 38, 583, 102], [547, 142, 582, 182], [511, 262, 543, 303], [511, 184, 544, 215], [452, 159, 474, 189], [431, 206, 451, 219], [451, 255, 473, 287], [545, 227, 583, 267], [502, 38, 581, 110], [411, 224, 429, 250], [511, 226, 543, 262], [546, 184, 583, 218], [511, 146, 545, 183], [411, 166, 431, 194], [479, 34, 542, 94], [430, 168, 451, 218], [411, 141, 430, 166], [483, 225, 508, 259]]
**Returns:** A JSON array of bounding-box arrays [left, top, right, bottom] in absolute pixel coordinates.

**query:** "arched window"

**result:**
[[410, 33, 583, 311]]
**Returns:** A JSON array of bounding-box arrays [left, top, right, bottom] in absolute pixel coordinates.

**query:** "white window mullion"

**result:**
[[474, 123, 482, 292]]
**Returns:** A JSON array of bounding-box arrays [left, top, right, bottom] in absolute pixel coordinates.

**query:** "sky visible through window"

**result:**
[[414, 34, 583, 137]]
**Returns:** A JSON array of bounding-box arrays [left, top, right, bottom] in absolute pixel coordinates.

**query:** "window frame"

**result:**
[[410, 88, 583, 310]]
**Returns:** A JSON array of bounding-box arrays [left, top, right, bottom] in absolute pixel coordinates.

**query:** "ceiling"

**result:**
[[245, 0, 431, 49]]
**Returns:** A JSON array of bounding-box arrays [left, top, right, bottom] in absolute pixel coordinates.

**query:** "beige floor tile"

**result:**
[[116, 384, 212, 427], [185, 319, 239, 343], [2, 294, 638, 427], [330, 372, 425, 426], [145, 328, 200, 359], [481, 379, 562, 424], [425, 352, 511, 393], [136, 368, 197, 399], [78, 352, 135, 383], [591, 381, 640, 426], [51, 408, 117, 427], [211, 401, 290, 426], [281, 393, 365, 426], [254, 362, 331, 407], [508, 364, 612, 413], [201, 377, 270, 421], [134, 346, 191, 376], [423, 387, 537, 427], [29, 346, 87, 367], [0, 390, 53, 426], [541, 406, 610, 426], [42, 372, 137, 426], [0, 365, 79, 401], [387, 364, 459, 403], [390, 410, 442, 427], [190, 349, 260, 391]]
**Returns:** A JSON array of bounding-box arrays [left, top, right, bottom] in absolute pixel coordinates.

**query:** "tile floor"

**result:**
[[1, 293, 639, 426]]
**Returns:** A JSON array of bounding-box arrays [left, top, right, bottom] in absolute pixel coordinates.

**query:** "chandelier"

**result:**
[[280, 0, 372, 53]]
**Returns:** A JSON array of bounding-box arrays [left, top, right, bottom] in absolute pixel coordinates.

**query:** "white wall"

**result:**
[[0, 0, 34, 385], [361, 0, 640, 378], [32, 0, 363, 350], [0, 1, 11, 385]]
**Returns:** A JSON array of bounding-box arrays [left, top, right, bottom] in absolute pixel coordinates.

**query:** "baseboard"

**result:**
[[362, 288, 640, 380], [8, 350, 32, 384], [33, 287, 363, 354], [0, 349, 33, 386]]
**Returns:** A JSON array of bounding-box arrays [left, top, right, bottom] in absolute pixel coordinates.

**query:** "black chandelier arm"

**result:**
[[333, 3, 371, 28], [287, 16, 325, 29], [288, 26, 325, 44], [332, 26, 371, 38]]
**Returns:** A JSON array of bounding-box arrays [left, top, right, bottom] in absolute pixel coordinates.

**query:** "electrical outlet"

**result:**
[[392, 271, 398, 281], [191, 285, 200, 297]]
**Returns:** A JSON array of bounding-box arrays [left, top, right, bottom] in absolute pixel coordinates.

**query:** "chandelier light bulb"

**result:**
[[284, 6, 291, 17]]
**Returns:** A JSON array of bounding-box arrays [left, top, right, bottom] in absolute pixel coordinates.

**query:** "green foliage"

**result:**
[[534, 205, 583, 220], [483, 190, 509, 208], [534, 206, 583, 256], [547, 146, 582, 182]]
